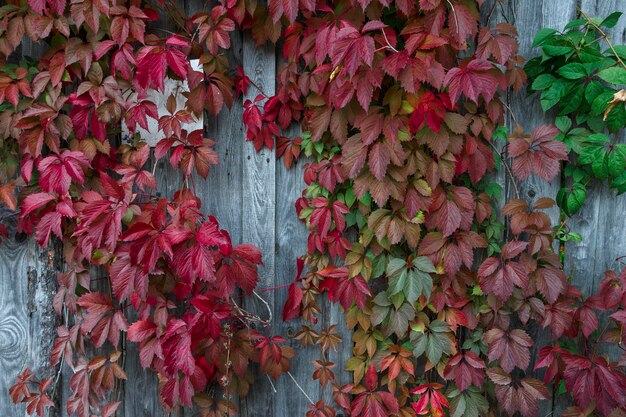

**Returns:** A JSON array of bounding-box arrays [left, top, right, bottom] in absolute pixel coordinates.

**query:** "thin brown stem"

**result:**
[[579, 9, 626, 71], [380, 28, 399, 53], [488, 141, 521, 199]]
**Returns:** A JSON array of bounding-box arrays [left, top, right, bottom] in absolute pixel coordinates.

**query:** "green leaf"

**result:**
[[412, 256, 437, 273], [601, 12, 623, 28], [609, 147, 626, 177], [559, 84, 584, 115], [610, 45, 626, 60], [611, 171, 626, 194], [591, 151, 609, 179], [387, 303, 415, 337], [448, 387, 489, 417], [531, 73, 556, 90], [542, 45, 575, 57], [386, 257, 406, 278], [555, 116, 571, 132], [557, 63, 587, 79], [388, 269, 407, 297], [563, 183, 587, 215], [540, 81, 568, 111], [564, 18, 587, 29], [598, 67, 626, 85], [532, 28, 558, 48], [585, 80, 607, 105], [411, 320, 451, 365], [578, 46, 606, 63], [345, 188, 356, 208], [591, 91, 615, 116], [605, 105, 626, 133]]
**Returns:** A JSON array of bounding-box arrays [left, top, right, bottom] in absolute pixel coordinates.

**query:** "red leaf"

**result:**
[[484, 328, 532, 373], [283, 282, 303, 321], [509, 125, 567, 182], [329, 23, 375, 77], [444, 59, 499, 104], [443, 351, 485, 391], [38, 150, 90, 194]]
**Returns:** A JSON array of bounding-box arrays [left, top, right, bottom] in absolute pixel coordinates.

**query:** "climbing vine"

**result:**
[[524, 11, 626, 417], [244, 4, 626, 417], [2, 0, 626, 416], [2, 1, 295, 416]]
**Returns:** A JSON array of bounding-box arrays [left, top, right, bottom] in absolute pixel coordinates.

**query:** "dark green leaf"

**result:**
[[598, 67, 626, 85], [591, 91, 615, 116], [605, 105, 626, 133], [542, 45, 575, 57], [608, 146, 626, 177], [563, 18, 587, 30], [532, 28, 558, 48], [557, 63, 587, 79], [555, 116, 572, 132], [541, 81, 568, 111], [531, 73, 556, 90], [559, 84, 584, 115], [601, 12, 623, 28]]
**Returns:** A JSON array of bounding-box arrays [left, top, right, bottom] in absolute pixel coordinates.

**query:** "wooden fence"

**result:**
[[1, 0, 626, 416]]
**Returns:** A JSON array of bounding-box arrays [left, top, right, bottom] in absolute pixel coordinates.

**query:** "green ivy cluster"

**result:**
[[526, 11, 626, 215]]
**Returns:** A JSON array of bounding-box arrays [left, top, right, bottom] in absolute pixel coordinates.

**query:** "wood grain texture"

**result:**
[[502, 1, 578, 414], [239, 32, 278, 417], [0, 212, 61, 417]]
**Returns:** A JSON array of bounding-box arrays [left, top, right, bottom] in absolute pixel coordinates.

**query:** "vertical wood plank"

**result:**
[[119, 4, 184, 416], [564, 0, 626, 300], [271, 136, 314, 416], [0, 213, 61, 417], [500, 1, 577, 415], [239, 33, 277, 417], [557, 0, 626, 414]]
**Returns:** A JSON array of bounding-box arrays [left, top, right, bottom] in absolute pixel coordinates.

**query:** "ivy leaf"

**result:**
[[483, 328, 532, 373], [562, 354, 626, 416], [77, 292, 128, 348], [443, 352, 485, 392], [411, 320, 452, 365], [444, 59, 499, 104], [487, 368, 549, 417], [447, 386, 489, 417], [282, 282, 303, 321], [598, 67, 626, 85], [558, 182, 587, 215], [386, 256, 436, 303], [557, 63, 588, 80], [601, 11, 623, 28], [478, 256, 528, 302], [531, 28, 558, 48], [37, 150, 90, 194], [329, 23, 374, 77], [509, 124, 568, 182], [372, 293, 415, 337]]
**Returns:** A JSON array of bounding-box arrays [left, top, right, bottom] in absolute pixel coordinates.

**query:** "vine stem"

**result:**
[[287, 371, 315, 405], [50, 306, 68, 401], [578, 8, 626, 71], [380, 29, 398, 53], [249, 79, 270, 99], [444, 0, 459, 34], [487, 141, 521, 199]]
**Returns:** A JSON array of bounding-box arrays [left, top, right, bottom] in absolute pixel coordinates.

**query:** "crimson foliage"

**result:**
[[1, 1, 294, 416]]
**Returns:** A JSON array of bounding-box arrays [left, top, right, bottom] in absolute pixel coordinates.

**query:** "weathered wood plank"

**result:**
[[499, 1, 578, 414], [0, 213, 61, 417], [239, 32, 278, 417], [557, 0, 626, 414]]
